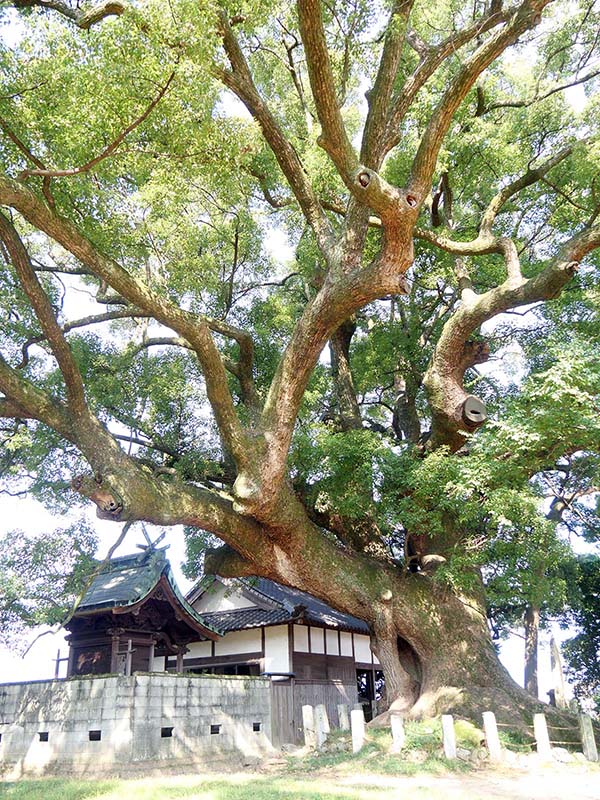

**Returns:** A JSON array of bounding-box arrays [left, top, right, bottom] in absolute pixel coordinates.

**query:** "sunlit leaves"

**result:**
[[0, 519, 98, 645]]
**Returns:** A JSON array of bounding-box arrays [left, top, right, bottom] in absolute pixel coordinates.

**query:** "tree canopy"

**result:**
[[0, 0, 599, 720]]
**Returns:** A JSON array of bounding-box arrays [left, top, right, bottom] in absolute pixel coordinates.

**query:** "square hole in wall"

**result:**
[[253, 722, 261, 732], [161, 727, 174, 738], [210, 724, 221, 735], [38, 732, 49, 742], [89, 730, 101, 741]]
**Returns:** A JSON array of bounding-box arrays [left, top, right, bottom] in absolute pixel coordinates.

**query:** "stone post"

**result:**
[[315, 704, 328, 749], [441, 714, 456, 759], [302, 704, 317, 749], [351, 708, 365, 753], [482, 711, 502, 762], [390, 713, 405, 753], [533, 713, 552, 760], [337, 704, 350, 731], [315, 703, 330, 733], [579, 714, 599, 762]]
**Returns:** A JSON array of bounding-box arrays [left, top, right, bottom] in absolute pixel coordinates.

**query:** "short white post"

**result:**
[[482, 711, 502, 762], [351, 708, 365, 753], [316, 703, 330, 733], [533, 713, 552, 760], [302, 704, 316, 749], [579, 714, 599, 762], [315, 704, 328, 749], [441, 714, 456, 759], [337, 703, 350, 731], [390, 713, 405, 753]]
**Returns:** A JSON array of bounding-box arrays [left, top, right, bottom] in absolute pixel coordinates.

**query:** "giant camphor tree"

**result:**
[[0, 0, 599, 723]]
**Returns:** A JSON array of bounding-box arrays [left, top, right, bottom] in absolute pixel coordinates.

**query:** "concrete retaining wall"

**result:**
[[0, 672, 273, 778]]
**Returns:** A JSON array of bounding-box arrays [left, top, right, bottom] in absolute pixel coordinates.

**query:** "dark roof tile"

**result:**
[[201, 607, 291, 632], [189, 576, 370, 635]]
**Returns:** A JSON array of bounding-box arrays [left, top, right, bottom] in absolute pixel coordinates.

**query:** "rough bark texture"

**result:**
[[524, 604, 540, 699], [2, 0, 599, 730]]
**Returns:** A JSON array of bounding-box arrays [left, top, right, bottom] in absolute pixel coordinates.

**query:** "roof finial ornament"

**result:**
[[135, 526, 168, 562]]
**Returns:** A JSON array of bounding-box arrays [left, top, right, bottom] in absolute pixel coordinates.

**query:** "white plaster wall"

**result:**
[[325, 630, 339, 656], [185, 641, 212, 659], [353, 634, 373, 664], [193, 581, 255, 613], [293, 625, 309, 653], [214, 629, 261, 657], [310, 627, 325, 654], [340, 632, 353, 657], [151, 655, 166, 671], [263, 626, 289, 673]]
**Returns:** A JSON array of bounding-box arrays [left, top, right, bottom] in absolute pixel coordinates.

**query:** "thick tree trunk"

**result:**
[[209, 529, 551, 729], [380, 580, 543, 727]]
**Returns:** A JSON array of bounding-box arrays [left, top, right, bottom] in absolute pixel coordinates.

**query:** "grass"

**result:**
[[286, 724, 472, 777], [0, 722, 476, 800], [0, 772, 470, 800]]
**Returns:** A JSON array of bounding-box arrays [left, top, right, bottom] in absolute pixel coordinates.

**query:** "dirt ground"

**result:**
[[326, 763, 600, 800], [1, 762, 599, 799]]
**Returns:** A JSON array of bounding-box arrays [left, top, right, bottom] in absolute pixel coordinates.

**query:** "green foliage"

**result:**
[[0, 0, 599, 682], [0, 520, 98, 645], [292, 427, 385, 521], [561, 556, 600, 711]]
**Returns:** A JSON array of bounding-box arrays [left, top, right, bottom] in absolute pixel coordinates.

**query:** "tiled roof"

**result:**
[[77, 550, 167, 611], [245, 578, 370, 634], [73, 549, 220, 637], [189, 576, 370, 635], [201, 607, 291, 632]]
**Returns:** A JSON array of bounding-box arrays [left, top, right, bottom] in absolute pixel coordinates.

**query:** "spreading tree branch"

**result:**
[[0, 212, 87, 415], [360, 0, 415, 170], [414, 138, 589, 256], [19, 72, 175, 180], [297, 0, 406, 219], [424, 222, 600, 451], [383, 6, 511, 155], [0, 175, 250, 468], [216, 10, 335, 261], [296, 0, 358, 183], [409, 0, 553, 197], [12, 0, 126, 29]]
